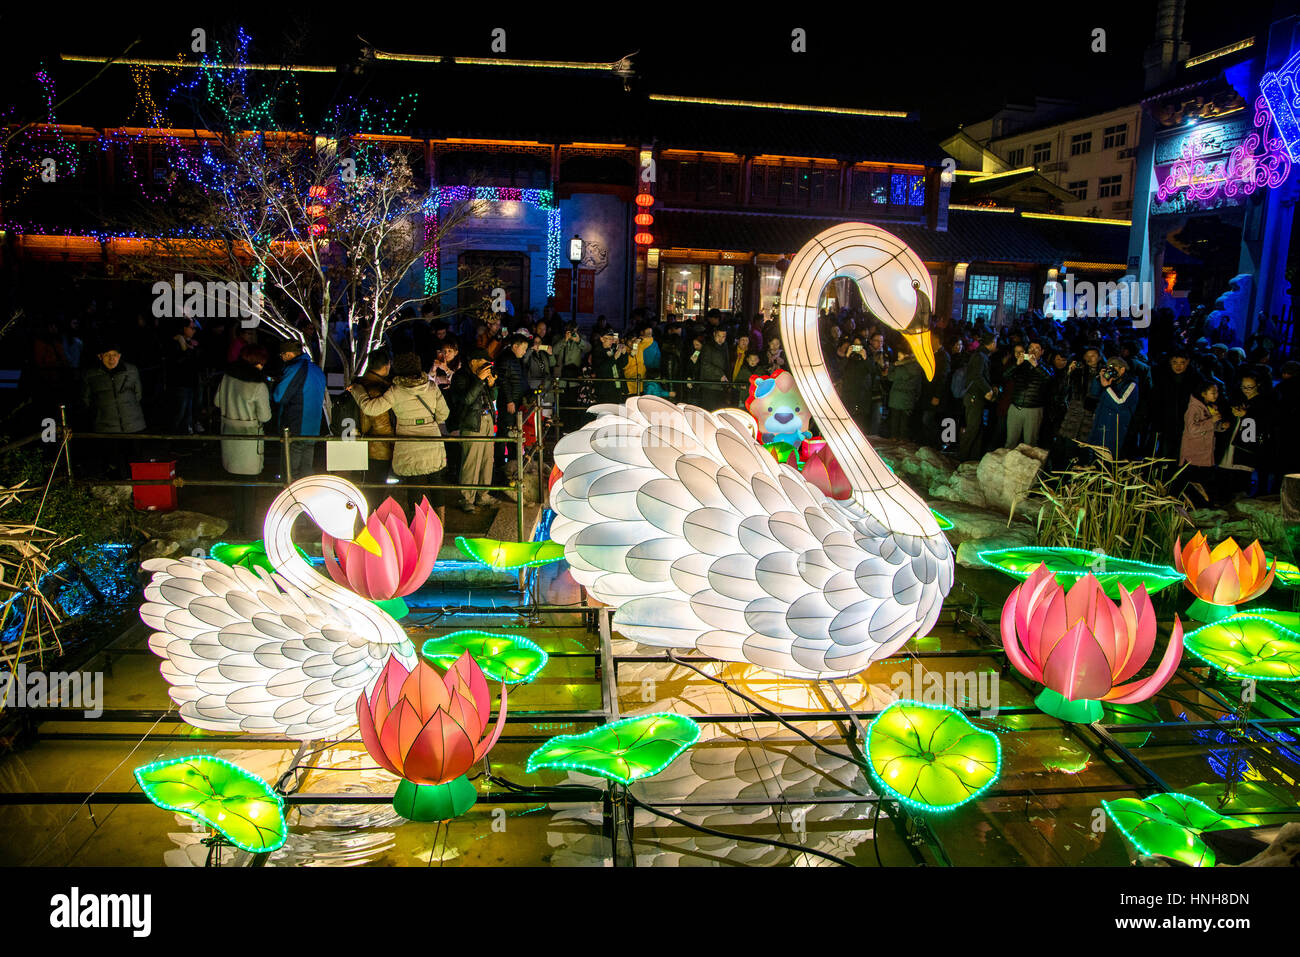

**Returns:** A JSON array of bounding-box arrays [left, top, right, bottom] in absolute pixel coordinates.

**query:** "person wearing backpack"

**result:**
[[349, 352, 450, 518]]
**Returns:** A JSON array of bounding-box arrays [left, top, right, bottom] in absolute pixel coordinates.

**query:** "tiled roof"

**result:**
[[653, 208, 1130, 265]]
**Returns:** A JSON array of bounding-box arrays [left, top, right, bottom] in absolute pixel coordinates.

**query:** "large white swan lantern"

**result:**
[[550, 223, 954, 678], [141, 475, 417, 739]]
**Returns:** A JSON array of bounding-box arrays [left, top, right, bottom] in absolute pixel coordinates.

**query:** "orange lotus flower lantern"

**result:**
[[1173, 533, 1275, 621], [356, 652, 507, 821]]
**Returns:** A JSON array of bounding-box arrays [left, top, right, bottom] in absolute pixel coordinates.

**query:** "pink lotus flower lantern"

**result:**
[[1000, 563, 1184, 722], [799, 438, 851, 500], [323, 497, 442, 618]]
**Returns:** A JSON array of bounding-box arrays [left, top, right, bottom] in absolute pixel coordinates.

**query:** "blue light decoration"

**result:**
[[1178, 710, 1300, 783], [1260, 49, 1300, 163], [422, 186, 560, 296]]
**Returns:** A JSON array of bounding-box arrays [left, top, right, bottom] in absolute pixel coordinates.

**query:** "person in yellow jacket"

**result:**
[[622, 331, 653, 396]]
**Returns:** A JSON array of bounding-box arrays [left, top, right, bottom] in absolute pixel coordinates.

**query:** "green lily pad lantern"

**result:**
[[456, 536, 566, 570], [210, 540, 309, 575], [1268, 556, 1298, 590], [421, 631, 549, 684], [526, 713, 700, 786], [1101, 791, 1254, 866], [865, 699, 1002, 812], [930, 509, 955, 531], [134, 755, 288, 854], [1182, 614, 1300, 682], [978, 546, 1184, 599]]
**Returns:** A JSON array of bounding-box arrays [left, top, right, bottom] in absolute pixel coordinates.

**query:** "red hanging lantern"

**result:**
[[634, 231, 654, 246], [634, 212, 654, 226], [634, 192, 654, 207]]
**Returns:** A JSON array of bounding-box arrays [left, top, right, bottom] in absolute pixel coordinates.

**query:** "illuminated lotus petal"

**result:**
[[322, 496, 442, 601], [134, 755, 287, 854], [865, 699, 1001, 812], [1102, 792, 1253, 866], [356, 653, 507, 787], [1000, 564, 1183, 716], [526, 713, 700, 785], [1174, 533, 1275, 606]]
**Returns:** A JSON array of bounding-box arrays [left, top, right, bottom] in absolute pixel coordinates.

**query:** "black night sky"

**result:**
[[2, 2, 1292, 135]]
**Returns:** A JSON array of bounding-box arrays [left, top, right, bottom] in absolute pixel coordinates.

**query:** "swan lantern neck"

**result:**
[[778, 223, 940, 538]]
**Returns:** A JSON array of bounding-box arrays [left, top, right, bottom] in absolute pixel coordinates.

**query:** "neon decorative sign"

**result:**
[[1261, 49, 1300, 163], [1156, 96, 1291, 203]]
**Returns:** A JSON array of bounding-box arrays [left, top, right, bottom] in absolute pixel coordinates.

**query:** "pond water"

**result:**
[[2, 549, 1297, 867]]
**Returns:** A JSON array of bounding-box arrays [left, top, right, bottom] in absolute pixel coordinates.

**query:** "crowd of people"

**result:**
[[14, 295, 1299, 528]]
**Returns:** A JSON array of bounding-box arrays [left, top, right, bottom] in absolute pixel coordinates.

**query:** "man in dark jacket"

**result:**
[[272, 344, 327, 479], [696, 327, 731, 410], [450, 351, 498, 512], [1004, 340, 1052, 448], [957, 333, 997, 461], [1152, 348, 1203, 461], [919, 330, 951, 449], [587, 330, 627, 408], [81, 342, 146, 476]]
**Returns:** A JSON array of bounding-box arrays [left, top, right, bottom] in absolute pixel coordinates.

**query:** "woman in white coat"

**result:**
[[214, 344, 272, 537], [350, 352, 450, 519]]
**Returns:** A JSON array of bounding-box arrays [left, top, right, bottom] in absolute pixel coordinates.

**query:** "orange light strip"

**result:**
[[649, 93, 908, 118], [438, 137, 545, 147], [1021, 211, 1132, 226], [1063, 261, 1128, 270]]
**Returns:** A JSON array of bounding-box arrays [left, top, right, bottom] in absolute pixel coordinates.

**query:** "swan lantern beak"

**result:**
[[904, 331, 937, 381], [353, 526, 382, 556]]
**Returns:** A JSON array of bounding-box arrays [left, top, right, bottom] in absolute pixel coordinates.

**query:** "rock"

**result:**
[[871, 439, 958, 493], [90, 485, 133, 507], [1189, 507, 1230, 527], [929, 462, 989, 509], [930, 500, 1019, 543], [1228, 496, 1287, 548], [955, 525, 1038, 568], [135, 510, 229, 549], [139, 538, 180, 560], [1238, 822, 1300, 867], [1283, 475, 1300, 522], [974, 445, 1047, 514]]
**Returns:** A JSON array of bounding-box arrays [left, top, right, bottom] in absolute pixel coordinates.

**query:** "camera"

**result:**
[[1103, 363, 1122, 377]]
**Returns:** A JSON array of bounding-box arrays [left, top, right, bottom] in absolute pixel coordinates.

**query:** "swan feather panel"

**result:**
[[551, 395, 953, 678], [142, 556, 415, 739]]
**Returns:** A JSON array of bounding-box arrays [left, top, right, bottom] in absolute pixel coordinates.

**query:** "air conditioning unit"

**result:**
[[1112, 199, 1133, 212], [1117, 147, 1137, 159], [1039, 161, 1068, 173]]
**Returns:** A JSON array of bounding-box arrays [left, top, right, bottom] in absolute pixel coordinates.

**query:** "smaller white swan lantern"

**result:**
[[141, 476, 417, 739]]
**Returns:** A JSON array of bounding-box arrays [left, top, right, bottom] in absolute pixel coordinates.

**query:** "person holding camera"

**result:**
[[1086, 356, 1137, 460], [450, 350, 498, 513], [1004, 340, 1052, 448]]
